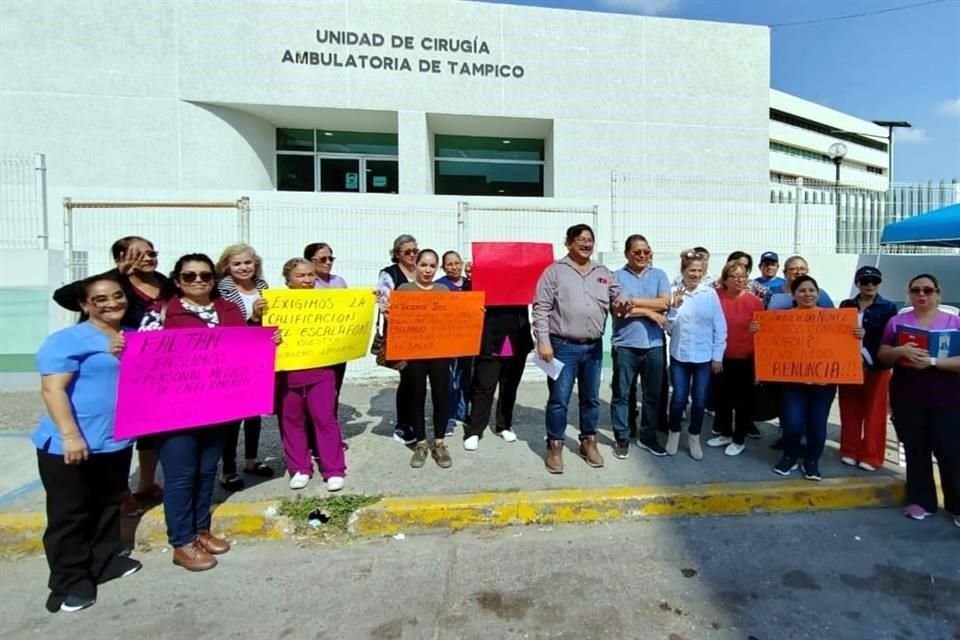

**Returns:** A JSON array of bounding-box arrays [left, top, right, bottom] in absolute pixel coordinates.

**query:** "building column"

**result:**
[[397, 111, 430, 194]]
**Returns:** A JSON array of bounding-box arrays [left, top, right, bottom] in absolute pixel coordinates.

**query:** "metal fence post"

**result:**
[[592, 204, 600, 246], [237, 196, 251, 244], [792, 177, 803, 253], [456, 201, 467, 253], [62, 197, 73, 284], [35, 153, 49, 249], [609, 171, 618, 252]]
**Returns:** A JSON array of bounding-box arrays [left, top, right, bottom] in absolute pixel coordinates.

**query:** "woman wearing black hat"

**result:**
[[838, 266, 898, 471]]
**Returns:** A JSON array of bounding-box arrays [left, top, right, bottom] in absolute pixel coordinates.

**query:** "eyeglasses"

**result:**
[[88, 294, 126, 306], [684, 251, 706, 259], [312, 256, 336, 264], [630, 249, 652, 256], [179, 271, 214, 283], [909, 287, 938, 295], [727, 275, 748, 281], [572, 238, 594, 246], [784, 267, 807, 274], [401, 248, 419, 256], [858, 278, 881, 286]]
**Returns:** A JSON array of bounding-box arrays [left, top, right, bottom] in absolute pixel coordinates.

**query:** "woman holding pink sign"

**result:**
[[139, 253, 246, 572], [34, 273, 140, 614], [878, 273, 960, 527], [275, 258, 347, 493]]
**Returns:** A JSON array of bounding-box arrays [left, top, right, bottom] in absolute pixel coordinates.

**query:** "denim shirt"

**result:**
[[839, 294, 898, 370]]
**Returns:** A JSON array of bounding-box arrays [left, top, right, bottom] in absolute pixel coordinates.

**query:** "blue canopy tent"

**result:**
[[879, 203, 960, 248]]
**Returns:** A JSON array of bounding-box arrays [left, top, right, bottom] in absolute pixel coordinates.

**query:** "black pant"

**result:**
[[37, 447, 132, 600], [399, 358, 450, 442], [893, 406, 960, 514], [466, 355, 526, 438], [712, 357, 756, 445], [221, 416, 262, 475], [333, 362, 346, 417]]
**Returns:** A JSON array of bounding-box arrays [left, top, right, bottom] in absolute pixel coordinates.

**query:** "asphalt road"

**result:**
[[1, 509, 957, 640]]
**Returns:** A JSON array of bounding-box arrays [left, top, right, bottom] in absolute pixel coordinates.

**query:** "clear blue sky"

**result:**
[[477, 0, 960, 183]]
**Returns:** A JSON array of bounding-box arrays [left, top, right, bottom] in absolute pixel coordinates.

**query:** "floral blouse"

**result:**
[[139, 299, 221, 330]]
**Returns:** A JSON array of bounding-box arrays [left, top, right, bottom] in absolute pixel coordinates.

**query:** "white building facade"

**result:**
[[0, 0, 898, 376]]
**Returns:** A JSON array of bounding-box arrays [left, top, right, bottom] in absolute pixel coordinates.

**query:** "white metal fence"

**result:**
[[62, 198, 249, 283], [612, 174, 960, 257], [0, 153, 48, 249]]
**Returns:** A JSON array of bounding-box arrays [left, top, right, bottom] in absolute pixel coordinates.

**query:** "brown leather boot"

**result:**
[[545, 439, 564, 474], [578, 435, 605, 468], [196, 530, 230, 555], [172, 541, 217, 572]]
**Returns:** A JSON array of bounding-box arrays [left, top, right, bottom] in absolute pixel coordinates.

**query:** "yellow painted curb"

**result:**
[[349, 477, 906, 537], [0, 501, 288, 556]]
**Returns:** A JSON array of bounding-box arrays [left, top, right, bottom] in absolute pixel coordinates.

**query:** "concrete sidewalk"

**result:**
[[0, 379, 907, 551]]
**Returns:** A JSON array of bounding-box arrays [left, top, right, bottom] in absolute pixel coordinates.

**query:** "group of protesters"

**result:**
[[31, 224, 959, 613]]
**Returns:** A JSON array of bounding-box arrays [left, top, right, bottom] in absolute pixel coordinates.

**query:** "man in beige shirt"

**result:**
[[532, 224, 630, 473]]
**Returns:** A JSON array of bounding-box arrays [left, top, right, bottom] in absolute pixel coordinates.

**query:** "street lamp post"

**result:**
[[871, 120, 912, 187], [828, 142, 848, 251]]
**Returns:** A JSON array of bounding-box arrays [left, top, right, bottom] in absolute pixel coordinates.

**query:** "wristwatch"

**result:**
[[930, 357, 938, 368]]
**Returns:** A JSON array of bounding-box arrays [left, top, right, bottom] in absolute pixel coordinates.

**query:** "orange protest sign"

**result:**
[[385, 290, 485, 361], [753, 308, 863, 384]]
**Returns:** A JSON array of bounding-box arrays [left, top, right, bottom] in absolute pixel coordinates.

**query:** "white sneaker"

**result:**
[[288, 472, 310, 490], [497, 429, 518, 443], [840, 456, 857, 466], [724, 442, 745, 457], [707, 436, 732, 448], [326, 476, 345, 492], [858, 461, 877, 471], [463, 435, 479, 451]]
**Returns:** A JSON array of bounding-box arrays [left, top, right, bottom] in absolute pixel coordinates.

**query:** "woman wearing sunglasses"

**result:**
[[34, 274, 140, 614], [837, 266, 898, 472], [878, 274, 960, 527], [376, 234, 419, 445], [214, 244, 274, 492], [139, 253, 247, 572], [52, 236, 168, 518]]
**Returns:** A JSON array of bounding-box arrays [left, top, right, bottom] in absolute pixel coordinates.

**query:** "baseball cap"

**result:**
[[855, 266, 882, 283], [760, 251, 779, 264]]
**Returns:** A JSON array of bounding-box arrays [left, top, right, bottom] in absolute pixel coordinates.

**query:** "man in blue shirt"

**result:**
[[755, 251, 785, 290], [611, 234, 671, 459], [766, 255, 834, 310]]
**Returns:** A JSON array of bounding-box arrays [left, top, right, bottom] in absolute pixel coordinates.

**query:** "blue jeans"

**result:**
[[156, 425, 227, 548], [610, 345, 664, 444], [669, 359, 711, 435], [780, 384, 837, 464], [447, 357, 473, 423], [545, 338, 602, 441]]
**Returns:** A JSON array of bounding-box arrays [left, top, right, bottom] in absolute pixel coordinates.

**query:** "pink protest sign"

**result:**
[[471, 242, 554, 306], [114, 327, 277, 439]]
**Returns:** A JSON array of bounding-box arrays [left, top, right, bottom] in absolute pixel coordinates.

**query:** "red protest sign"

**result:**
[[470, 242, 554, 306]]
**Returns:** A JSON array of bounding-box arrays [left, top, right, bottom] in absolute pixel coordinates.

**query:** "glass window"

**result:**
[[317, 131, 398, 155], [277, 128, 314, 152], [366, 160, 398, 194], [435, 160, 543, 197], [320, 158, 361, 192], [435, 135, 544, 161], [433, 135, 545, 197], [277, 155, 315, 191]]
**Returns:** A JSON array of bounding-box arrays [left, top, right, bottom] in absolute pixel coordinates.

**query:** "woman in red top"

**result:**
[[707, 260, 764, 456], [139, 254, 246, 572]]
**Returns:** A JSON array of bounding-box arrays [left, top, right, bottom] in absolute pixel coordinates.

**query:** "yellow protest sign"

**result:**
[[262, 288, 375, 371]]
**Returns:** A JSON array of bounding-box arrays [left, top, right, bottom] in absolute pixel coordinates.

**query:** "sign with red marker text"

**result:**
[[262, 288, 375, 371], [115, 327, 277, 439], [753, 308, 863, 385], [386, 291, 485, 360], [470, 242, 554, 306]]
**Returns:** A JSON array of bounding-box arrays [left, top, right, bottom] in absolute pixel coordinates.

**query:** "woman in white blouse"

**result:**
[[666, 251, 727, 459]]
